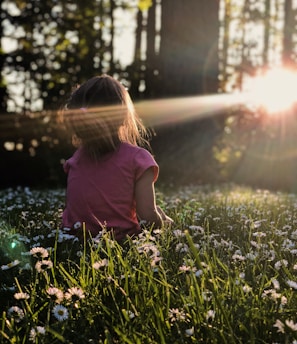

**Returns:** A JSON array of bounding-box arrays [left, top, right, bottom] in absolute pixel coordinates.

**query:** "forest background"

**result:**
[[1, 0, 297, 191]]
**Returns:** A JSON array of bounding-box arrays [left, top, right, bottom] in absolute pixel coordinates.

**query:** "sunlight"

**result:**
[[244, 68, 297, 114], [135, 93, 242, 127]]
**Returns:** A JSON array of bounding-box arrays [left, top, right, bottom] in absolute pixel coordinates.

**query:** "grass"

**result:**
[[1, 184, 297, 343]]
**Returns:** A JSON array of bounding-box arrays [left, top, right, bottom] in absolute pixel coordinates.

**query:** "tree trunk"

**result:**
[[283, 0, 295, 67], [155, 0, 220, 97]]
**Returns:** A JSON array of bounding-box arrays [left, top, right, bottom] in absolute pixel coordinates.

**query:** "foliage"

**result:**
[[2, 184, 297, 342]]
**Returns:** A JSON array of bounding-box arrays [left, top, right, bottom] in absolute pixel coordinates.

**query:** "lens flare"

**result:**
[[244, 68, 297, 114]]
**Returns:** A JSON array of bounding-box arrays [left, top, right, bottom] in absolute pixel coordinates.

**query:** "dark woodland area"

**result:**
[[1, 0, 297, 191]]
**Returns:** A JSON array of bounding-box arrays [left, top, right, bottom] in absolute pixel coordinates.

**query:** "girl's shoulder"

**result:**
[[120, 142, 153, 157]]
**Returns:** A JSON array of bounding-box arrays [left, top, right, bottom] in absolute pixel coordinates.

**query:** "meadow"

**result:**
[[1, 184, 297, 343]]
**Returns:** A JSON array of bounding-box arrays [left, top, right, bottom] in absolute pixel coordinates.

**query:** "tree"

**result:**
[[154, 0, 220, 97], [283, 0, 296, 67]]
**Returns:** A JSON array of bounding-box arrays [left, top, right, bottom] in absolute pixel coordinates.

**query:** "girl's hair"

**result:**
[[63, 74, 150, 160]]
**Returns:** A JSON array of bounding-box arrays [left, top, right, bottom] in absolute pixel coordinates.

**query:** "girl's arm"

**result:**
[[135, 167, 173, 228]]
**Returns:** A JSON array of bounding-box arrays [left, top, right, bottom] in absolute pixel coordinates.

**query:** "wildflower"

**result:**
[[52, 305, 69, 321], [195, 269, 203, 277], [151, 256, 163, 267], [7, 306, 25, 322], [47, 287, 64, 304], [274, 259, 288, 270], [173, 229, 184, 237], [232, 254, 245, 261], [262, 289, 284, 303], [93, 259, 109, 269], [273, 319, 285, 333], [65, 287, 85, 302], [253, 230, 266, 237], [285, 319, 297, 331], [30, 247, 49, 258], [179, 265, 194, 273], [242, 285, 252, 293], [1, 260, 20, 270], [35, 260, 53, 273], [246, 252, 257, 260], [73, 221, 81, 230], [124, 310, 136, 319], [14, 292, 30, 300], [29, 326, 46, 342], [272, 279, 280, 290], [175, 243, 189, 253], [206, 310, 215, 321], [239, 272, 245, 279], [202, 291, 212, 301], [168, 308, 187, 322], [185, 327, 194, 337], [287, 280, 297, 290]]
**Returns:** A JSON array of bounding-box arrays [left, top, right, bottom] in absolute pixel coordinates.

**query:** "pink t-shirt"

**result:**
[[62, 142, 158, 241]]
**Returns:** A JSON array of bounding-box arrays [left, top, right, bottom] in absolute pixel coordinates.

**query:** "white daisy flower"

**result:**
[[206, 310, 215, 321], [52, 305, 69, 321], [185, 327, 194, 337], [7, 306, 25, 322], [286, 280, 297, 290], [168, 308, 187, 322], [35, 260, 53, 273], [272, 279, 280, 290], [29, 326, 46, 342], [14, 292, 30, 300], [1, 260, 20, 270], [286, 319, 297, 331], [47, 287, 64, 304], [273, 319, 285, 333], [242, 285, 252, 293], [30, 247, 49, 258], [93, 259, 109, 270], [65, 287, 85, 301], [274, 259, 288, 270]]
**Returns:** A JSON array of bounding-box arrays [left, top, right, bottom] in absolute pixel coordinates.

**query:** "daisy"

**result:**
[[1, 260, 20, 270], [14, 292, 30, 300], [7, 306, 25, 322], [93, 259, 109, 270], [30, 247, 49, 258], [242, 285, 252, 293], [285, 319, 297, 331], [195, 269, 203, 277], [47, 287, 64, 304], [179, 265, 193, 273], [65, 287, 85, 302], [273, 319, 285, 333], [206, 310, 215, 321], [168, 308, 187, 322], [272, 279, 280, 290], [35, 260, 53, 273], [286, 280, 297, 290], [185, 327, 194, 337], [274, 259, 288, 270], [52, 305, 69, 321], [29, 326, 46, 342]]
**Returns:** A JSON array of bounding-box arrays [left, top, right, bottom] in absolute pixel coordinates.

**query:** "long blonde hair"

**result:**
[[63, 74, 150, 160]]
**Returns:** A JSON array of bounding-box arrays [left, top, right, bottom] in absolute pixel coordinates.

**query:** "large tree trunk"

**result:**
[[146, 0, 222, 186], [154, 0, 220, 97], [283, 0, 295, 66]]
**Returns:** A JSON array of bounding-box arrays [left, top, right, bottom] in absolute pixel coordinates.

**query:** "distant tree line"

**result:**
[[1, 0, 297, 190]]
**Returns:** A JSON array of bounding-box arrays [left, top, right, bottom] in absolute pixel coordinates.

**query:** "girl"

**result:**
[[61, 74, 172, 241]]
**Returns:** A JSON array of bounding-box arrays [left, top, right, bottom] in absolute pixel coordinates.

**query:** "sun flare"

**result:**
[[244, 68, 297, 114]]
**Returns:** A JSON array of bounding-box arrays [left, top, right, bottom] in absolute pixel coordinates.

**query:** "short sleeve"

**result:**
[[63, 160, 70, 174], [134, 148, 159, 182]]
